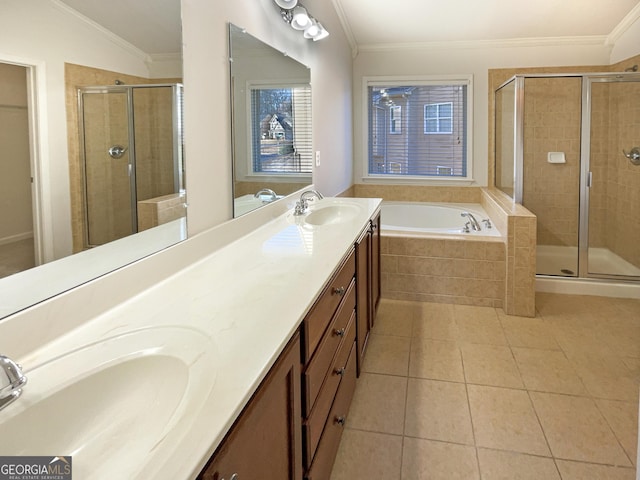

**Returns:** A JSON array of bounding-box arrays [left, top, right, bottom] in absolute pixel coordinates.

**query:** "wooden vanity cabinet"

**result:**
[[197, 333, 302, 480], [301, 250, 357, 479], [354, 212, 381, 375]]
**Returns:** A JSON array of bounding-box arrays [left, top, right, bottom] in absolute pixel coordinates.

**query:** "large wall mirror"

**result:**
[[229, 24, 312, 217], [0, 0, 184, 319]]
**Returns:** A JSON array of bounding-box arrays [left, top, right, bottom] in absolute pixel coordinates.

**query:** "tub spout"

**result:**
[[461, 212, 481, 231]]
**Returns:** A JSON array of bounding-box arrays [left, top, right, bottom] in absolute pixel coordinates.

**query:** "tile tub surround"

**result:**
[[0, 196, 382, 479], [330, 296, 639, 480], [352, 184, 537, 316]]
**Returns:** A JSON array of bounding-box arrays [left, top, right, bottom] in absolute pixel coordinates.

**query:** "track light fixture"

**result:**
[[273, 0, 329, 41]]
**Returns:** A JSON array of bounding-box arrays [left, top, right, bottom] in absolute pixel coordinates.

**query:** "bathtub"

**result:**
[[381, 201, 501, 237]]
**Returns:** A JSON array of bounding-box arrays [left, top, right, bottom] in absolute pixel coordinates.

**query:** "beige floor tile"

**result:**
[[373, 300, 415, 337], [529, 392, 630, 466], [412, 311, 458, 341], [404, 378, 474, 445], [409, 338, 464, 382], [511, 347, 587, 395], [498, 313, 560, 350], [567, 352, 639, 402], [362, 334, 410, 376], [346, 373, 407, 435], [467, 385, 550, 456], [596, 399, 639, 466], [622, 357, 640, 377], [330, 429, 402, 480], [555, 460, 636, 480], [454, 306, 508, 345], [477, 448, 560, 480], [401, 437, 479, 480], [551, 322, 615, 357], [598, 325, 640, 359], [461, 343, 523, 388]]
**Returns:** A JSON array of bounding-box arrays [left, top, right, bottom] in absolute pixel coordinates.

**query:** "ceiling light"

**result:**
[[273, 0, 329, 41], [274, 0, 298, 8]]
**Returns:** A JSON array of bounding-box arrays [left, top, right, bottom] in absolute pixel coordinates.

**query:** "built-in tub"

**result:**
[[379, 201, 506, 308], [381, 201, 501, 237]]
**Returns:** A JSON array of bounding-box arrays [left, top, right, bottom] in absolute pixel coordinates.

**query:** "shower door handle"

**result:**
[[587, 171, 592, 188], [128, 164, 132, 177]]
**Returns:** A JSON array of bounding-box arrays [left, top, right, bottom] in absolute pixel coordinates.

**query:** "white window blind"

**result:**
[[367, 81, 469, 177], [250, 85, 312, 174]]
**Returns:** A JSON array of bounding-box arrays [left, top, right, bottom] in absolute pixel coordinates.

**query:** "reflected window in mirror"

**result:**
[[250, 85, 312, 175], [229, 23, 312, 217]]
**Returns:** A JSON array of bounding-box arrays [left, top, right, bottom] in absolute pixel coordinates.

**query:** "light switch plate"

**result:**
[[315, 151, 321, 167]]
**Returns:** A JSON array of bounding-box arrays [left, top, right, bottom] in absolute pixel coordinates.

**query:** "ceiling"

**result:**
[[58, 0, 181, 55], [334, 0, 640, 48], [57, 0, 640, 54]]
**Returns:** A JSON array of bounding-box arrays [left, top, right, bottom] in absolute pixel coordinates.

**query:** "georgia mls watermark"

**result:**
[[0, 456, 71, 480]]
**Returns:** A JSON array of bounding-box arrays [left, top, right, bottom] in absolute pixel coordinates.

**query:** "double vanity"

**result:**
[[0, 195, 382, 480]]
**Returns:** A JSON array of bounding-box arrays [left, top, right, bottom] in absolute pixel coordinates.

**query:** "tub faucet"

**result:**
[[294, 190, 324, 215], [0, 355, 27, 412], [461, 212, 481, 231], [254, 188, 278, 202]]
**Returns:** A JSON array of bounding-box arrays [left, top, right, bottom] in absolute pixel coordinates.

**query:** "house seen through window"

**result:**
[[367, 79, 471, 178], [250, 86, 312, 175]]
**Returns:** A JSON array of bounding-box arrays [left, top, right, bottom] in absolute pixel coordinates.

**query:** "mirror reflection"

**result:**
[[229, 24, 312, 217], [0, 0, 184, 319]]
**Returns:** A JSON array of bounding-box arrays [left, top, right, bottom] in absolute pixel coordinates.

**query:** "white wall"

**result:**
[[352, 41, 613, 187], [0, 0, 154, 261], [182, 0, 354, 234]]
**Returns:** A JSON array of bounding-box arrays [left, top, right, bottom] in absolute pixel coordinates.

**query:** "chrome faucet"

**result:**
[[254, 188, 278, 202], [461, 212, 481, 231], [0, 355, 27, 411], [294, 190, 324, 215]]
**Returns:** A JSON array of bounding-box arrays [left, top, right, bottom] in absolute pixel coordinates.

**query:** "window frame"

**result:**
[[424, 102, 453, 135], [389, 105, 402, 134], [361, 75, 474, 184], [242, 80, 313, 184]]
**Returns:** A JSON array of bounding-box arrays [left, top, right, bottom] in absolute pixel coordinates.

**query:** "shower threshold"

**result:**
[[537, 245, 640, 277]]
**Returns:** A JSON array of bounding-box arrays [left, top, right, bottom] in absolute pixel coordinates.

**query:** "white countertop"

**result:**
[[0, 197, 381, 479]]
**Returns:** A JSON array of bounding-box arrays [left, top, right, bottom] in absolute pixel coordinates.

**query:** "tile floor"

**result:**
[[330, 292, 640, 480]]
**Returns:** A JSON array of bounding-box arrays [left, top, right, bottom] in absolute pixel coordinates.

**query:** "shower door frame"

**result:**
[[579, 73, 640, 282], [498, 72, 640, 282], [77, 83, 184, 249]]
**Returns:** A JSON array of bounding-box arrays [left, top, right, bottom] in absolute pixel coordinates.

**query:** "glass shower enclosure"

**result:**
[[495, 73, 640, 282], [78, 84, 184, 248]]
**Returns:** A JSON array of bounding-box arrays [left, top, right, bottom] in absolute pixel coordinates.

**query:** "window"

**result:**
[[365, 77, 472, 179], [424, 102, 452, 134], [390, 105, 402, 134], [250, 85, 312, 175]]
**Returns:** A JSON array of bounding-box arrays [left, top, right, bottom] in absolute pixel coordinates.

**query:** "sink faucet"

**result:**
[[294, 190, 324, 215], [0, 355, 27, 411], [461, 212, 481, 231], [254, 188, 278, 202]]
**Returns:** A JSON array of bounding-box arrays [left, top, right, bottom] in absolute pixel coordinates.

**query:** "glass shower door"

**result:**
[[81, 90, 135, 247], [585, 77, 640, 279]]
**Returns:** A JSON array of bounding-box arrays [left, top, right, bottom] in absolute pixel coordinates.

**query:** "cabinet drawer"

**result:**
[[304, 251, 355, 362], [304, 311, 356, 464], [305, 342, 357, 480], [304, 280, 355, 414]]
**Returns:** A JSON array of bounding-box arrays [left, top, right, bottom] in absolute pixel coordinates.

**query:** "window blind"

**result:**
[[368, 83, 468, 177], [250, 85, 313, 174]]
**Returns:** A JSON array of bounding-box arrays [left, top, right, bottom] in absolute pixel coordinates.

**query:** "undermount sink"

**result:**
[[0, 327, 217, 479], [303, 203, 362, 226]]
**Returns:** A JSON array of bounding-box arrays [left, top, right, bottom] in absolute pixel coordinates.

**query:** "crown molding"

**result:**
[[357, 35, 610, 53], [50, 0, 151, 63], [331, 0, 359, 58], [606, 2, 640, 45]]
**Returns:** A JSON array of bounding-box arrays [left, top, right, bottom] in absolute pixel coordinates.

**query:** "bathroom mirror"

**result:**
[[229, 24, 312, 217], [0, 0, 184, 319]]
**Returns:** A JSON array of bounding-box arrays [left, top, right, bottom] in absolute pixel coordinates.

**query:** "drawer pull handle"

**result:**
[[336, 416, 346, 426], [334, 367, 346, 376], [334, 328, 345, 337], [332, 286, 346, 296]]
